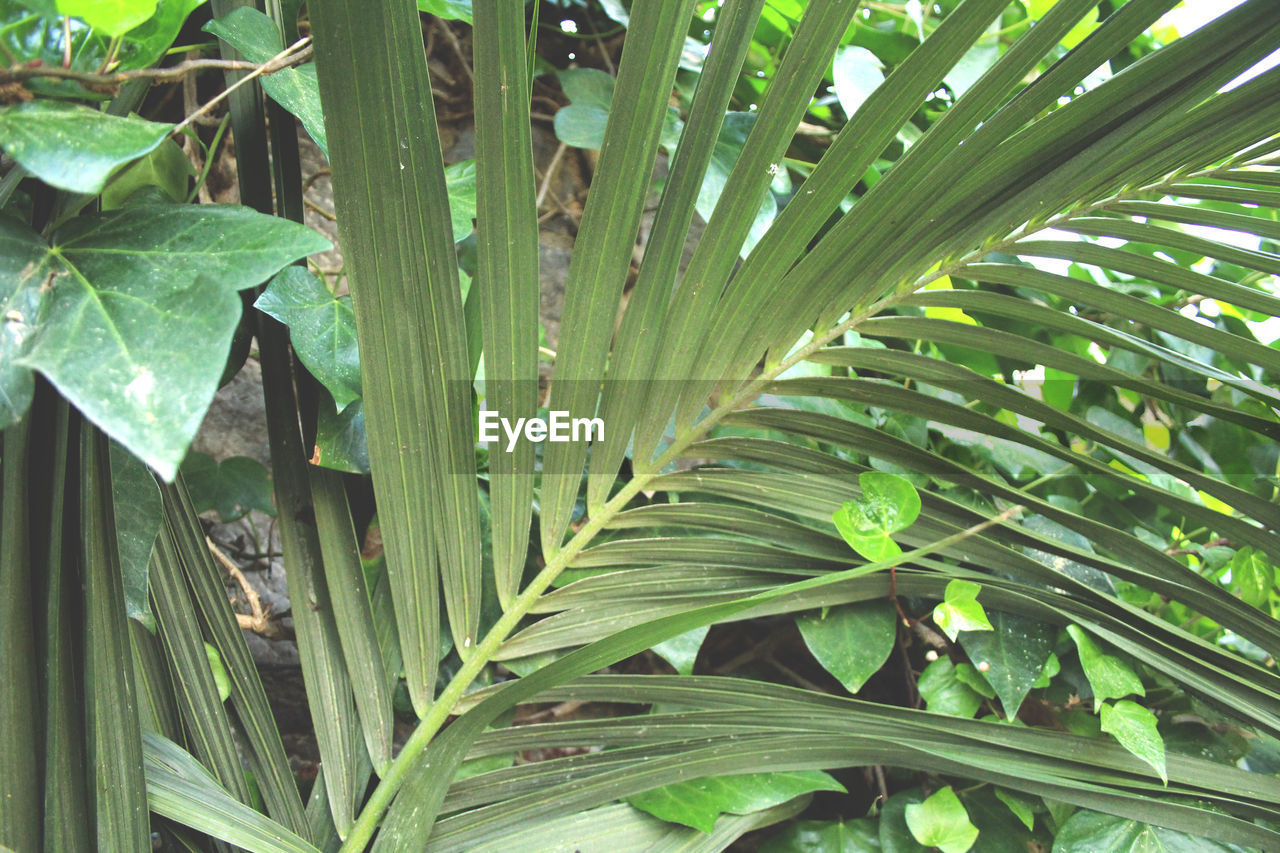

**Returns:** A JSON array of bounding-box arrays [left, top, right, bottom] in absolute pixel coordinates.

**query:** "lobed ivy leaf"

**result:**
[[917, 657, 983, 719], [180, 453, 275, 523], [1066, 625, 1145, 712], [932, 578, 993, 641], [1099, 700, 1167, 784], [15, 205, 329, 478], [903, 787, 978, 853], [1053, 809, 1235, 852], [832, 471, 920, 562], [993, 789, 1036, 832], [204, 8, 327, 155], [0, 102, 172, 194], [256, 267, 362, 408], [553, 67, 682, 151], [959, 610, 1054, 718], [626, 770, 845, 833], [797, 601, 897, 694]]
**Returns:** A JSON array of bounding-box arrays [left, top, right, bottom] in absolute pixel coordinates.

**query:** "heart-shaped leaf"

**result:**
[[832, 471, 920, 562], [933, 578, 993, 641], [904, 787, 978, 853], [1067, 625, 1145, 712]]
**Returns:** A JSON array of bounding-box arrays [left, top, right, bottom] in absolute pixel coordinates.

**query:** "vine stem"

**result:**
[[335, 150, 1270, 849]]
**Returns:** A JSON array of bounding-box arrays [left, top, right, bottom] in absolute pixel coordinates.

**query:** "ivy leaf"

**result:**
[[959, 610, 1053, 717], [553, 67, 682, 151], [101, 137, 192, 209], [1066, 625, 1145, 712], [696, 113, 776, 257], [831, 45, 884, 119], [917, 657, 983, 718], [650, 626, 708, 676], [1229, 547, 1273, 609], [993, 789, 1036, 832], [314, 397, 369, 474], [57, 0, 157, 36], [180, 453, 275, 523], [832, 471, 920, 562], [953, 663, 996, 699], [17, 205, 328, 478], [0, 102, 172, 194], [627, 771, 845, 833], [1053, 809, 1235, 852], [1099, 700, 1167, 784], [417, 0, 472, 23], [204, 8, 327, 155], [0, 216, 51, 428], [444, 160, 477, 244], [255, 267, 361, 408], [932, 579, 993, 641], [797, 601, 897, 694], [761, 818, 881, 851], [904, 787, 979, 853], [110, 441, 162, 631]]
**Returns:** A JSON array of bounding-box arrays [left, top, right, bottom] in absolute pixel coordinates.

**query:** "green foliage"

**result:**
[[832, 471, 922, 562], [797, 600, 897, 694], [932, 578, 994, 641], [627, 770, 845, 833], [904, 786, 979, 853], [0, 102, 171, 193], [6, 0, 1280, 850]]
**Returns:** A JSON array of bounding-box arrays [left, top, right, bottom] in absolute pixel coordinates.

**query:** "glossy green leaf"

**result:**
[[256, 267, 361, 408], [1229, 547, 1273, 609], [797, 601, 897, 694], [0, 216, 50, 428], [444, 159, 477, 243], [109, 441, 160, 629], [205, 7, 327, 154], [918, 657, 983, 718], [0, 101, 171, 194], [904, 787, 979, 853], [832, 45, 884, 119], [417, 0, 471, 23], [553, 67, 683, 152], [833, 472, 921, 562], [1053, 808, 1240, 853], [626, 770, 845, 833], [959, 611, 1054, 718], [17, 205, 327, 479], [993, 788, 1036, 832], [761, 818, 881, 852], [651, 626, 708, 676], [1067, 625, 1146, 712], [101, 137, 192, 209], [58, 0, 156, 36], [1100, 700, 1167, 784], [933, 579, 994, 642], [314, 397, 369, 474]]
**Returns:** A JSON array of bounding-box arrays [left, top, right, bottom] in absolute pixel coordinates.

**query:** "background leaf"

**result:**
[[0, 102, 171, 194], [904, 787, 978, 853], [256, 267, 362, 408], [626, 770, 846, 833], [797, 601, 897, 694]]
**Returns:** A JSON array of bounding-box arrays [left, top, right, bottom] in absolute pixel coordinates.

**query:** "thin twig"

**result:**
[[171, 38, 312, 138], [535, 140, 568, 209], [207, 536, 273, 634], [3, 53, 304, 87], [434, 18, 474, 84]]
